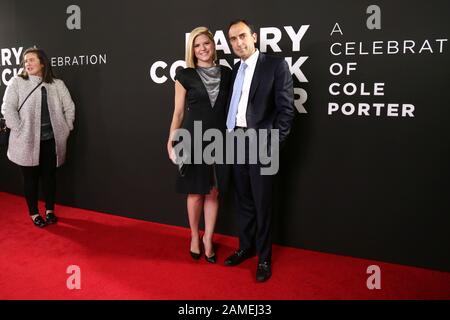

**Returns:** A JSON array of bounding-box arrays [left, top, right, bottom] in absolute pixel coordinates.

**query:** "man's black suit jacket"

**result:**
[[227, 52, 296, 145]]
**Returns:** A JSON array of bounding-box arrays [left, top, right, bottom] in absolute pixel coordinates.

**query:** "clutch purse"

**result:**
[[171, 141, 189, 177], [178, 161, 188, 177], [0, 118, 10, 146]]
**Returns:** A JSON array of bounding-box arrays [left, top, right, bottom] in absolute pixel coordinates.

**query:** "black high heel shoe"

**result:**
[[190, 237, 201, 260], [190, 250, 201, 260], [205, 252, 216, 264], [202, 237, 216, 264]]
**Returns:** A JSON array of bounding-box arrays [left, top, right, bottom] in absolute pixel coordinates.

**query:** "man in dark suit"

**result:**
[[224, 19, 295, 282]]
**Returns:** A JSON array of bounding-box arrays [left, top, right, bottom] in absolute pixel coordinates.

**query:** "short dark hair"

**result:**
[[19, 47, 56, 83], [228, 19, 257, 34]]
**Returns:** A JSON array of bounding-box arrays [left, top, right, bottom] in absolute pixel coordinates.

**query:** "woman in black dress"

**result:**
[[167, 27, 231, 263]]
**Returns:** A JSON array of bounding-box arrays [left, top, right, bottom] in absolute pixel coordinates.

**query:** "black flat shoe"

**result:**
[[32, 215, 46, 228], [45, 212, 58, 224]]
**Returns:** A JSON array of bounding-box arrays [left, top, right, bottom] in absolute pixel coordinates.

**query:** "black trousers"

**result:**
[[232, 136, 274, 263], [20, 139, 57, 215]]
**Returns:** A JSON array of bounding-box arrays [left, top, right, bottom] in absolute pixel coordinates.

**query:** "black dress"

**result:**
[[174, 65, 232, 194]]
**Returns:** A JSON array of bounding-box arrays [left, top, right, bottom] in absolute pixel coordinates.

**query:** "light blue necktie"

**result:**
[[226, 62, 248, 131]]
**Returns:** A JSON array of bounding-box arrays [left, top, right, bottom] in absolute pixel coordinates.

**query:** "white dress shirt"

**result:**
[[235, 50, 259, 128]]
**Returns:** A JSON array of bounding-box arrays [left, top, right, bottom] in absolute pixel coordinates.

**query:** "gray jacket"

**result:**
[[1, 75, 75, 167]]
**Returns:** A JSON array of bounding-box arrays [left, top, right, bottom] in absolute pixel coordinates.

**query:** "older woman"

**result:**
[[167, 27, 231, 263], [1, 47, 75, 227]]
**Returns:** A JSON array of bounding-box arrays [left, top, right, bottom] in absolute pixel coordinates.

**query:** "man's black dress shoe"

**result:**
[[32, 215, 46, 228], [45, 212, 58, 224], [256, 261, 272, 282], [224, 249, 254, 266]]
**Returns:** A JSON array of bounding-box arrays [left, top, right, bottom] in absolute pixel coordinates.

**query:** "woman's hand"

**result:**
[[167, 140, 177, 164]]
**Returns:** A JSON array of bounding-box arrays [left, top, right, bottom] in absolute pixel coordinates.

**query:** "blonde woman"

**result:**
[[167, 27, 231, 263]]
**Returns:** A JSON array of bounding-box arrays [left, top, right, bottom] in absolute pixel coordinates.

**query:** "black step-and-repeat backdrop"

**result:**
[[1, 0, 449, 271]]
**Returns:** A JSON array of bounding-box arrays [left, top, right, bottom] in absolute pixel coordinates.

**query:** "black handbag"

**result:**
[[178, 160, 188, 177], [172, 140, 189, 177], [0, 81, 43, 147], [0, 118, 9, 146]]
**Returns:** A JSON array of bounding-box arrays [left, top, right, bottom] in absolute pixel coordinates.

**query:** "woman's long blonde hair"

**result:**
[[185, 27, 217, 68]]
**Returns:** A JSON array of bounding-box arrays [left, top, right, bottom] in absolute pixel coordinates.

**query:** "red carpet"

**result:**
[[0, 191, 449, 300]]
